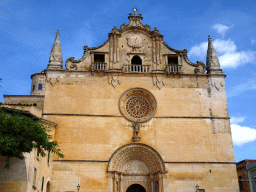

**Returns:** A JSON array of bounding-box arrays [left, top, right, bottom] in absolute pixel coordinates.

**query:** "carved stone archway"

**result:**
[[107, 143, 167, 192]]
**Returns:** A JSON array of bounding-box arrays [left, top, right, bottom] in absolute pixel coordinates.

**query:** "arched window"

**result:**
[[131, 55, 142, 65]]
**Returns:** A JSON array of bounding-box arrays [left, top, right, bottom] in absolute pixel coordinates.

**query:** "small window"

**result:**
[[168, 56, 178, 65], [33, 103, 37, 107], [41, 176, 44, 191], [47, 151, 50, 164], [38, 84, 42, 90], [94, 54, 105, 63], [33, 168, 37, 186], [32, 85, 35, 91]]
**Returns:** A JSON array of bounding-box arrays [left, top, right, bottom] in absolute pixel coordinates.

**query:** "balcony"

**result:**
[[122, 65, 151, 73], [91, 63, 107, 71], [166, 65, 182, 74]]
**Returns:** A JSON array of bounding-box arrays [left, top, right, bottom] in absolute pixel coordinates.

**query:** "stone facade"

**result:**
[[2, 10, 239, 192]]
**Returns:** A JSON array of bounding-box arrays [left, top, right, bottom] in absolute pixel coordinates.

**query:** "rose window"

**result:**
[[119, 88, 157, 122], [126, 96, 150, 118]]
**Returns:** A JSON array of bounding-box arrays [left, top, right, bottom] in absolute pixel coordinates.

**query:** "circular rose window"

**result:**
[[119, 88, 157, 122]]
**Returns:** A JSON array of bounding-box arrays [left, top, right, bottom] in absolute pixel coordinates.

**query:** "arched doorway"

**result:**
[[46, 181, 50, 192], [107, 143, 167, 192], [127, 184, 146, 192]]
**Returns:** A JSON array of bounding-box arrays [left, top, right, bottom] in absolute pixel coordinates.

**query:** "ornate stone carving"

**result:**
[[46, 77, 60, 87], [123, 160, 149, 174], [208, 77, 224, 91], [127, 34, 145, 48], [108, 143, 166, 174], [120, 12, 151, 32], [119, 88, 157, 123], [132, 121, 145, 142], [108, 75, 121, 89], [152, 75, 165, 90]]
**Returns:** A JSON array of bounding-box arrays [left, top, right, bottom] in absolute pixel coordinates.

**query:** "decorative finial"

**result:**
[[206, 35, 223, 74], [133, 7, 137, 16], [47, 30, 63, 69]]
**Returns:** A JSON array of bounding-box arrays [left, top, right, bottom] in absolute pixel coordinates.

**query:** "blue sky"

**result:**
[[0, 0, 255, 162]]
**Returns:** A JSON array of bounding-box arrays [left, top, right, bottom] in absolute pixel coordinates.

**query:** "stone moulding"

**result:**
[[182, 49, 206, 74], [65, 45, 89, 70], [152, 75, 165, 90], [108, 75, 122, 89]]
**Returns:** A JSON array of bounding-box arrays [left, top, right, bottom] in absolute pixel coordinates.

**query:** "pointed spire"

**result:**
[[47, 30, 63, 69], [206, 35, 223, 74]]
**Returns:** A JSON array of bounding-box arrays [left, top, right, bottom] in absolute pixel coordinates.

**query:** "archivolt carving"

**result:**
[[108, 143, 166, 174]]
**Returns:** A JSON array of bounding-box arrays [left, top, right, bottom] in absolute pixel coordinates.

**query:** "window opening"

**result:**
[[41, 176, 44, 191], [94, 54, 105, 63], [33, 103, 37, 107], [131, 55, 142, 72], [47, 151, 50, 164], [32, 85, 35, 91], [38, 84, 42, 90], [131, 55, 142, 65], [33, 168, 37, 186], [168, 56, 178, 65]]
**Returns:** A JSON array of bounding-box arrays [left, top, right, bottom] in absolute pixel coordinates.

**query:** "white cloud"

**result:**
[[230, 117, 245, 124], [231, 124, 256, 146], [212, 24, 232, 37], [188, 39, 256, 68]]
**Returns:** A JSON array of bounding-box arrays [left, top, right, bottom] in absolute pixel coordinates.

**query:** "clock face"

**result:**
[[127, 34, 145, 48], [119, 88, 157, 123]]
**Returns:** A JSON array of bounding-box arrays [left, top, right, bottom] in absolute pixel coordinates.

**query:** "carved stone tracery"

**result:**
[[126, 96, 150, 118], [119, 88, 157, 123]]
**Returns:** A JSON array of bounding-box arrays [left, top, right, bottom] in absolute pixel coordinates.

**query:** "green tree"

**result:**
[[0, 105, 64, 168]]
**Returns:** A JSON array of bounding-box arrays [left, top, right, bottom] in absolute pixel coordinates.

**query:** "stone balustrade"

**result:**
[[91, 63, 107, 71], [122, 65, 151, 73], [166, 65, 182, 73]]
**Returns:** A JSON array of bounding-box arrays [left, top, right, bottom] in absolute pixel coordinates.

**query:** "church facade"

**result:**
[[2, 10, 239, 192]]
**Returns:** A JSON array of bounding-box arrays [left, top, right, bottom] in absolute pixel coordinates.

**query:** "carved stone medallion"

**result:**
[[119, 88, 157, 122], [127, 34, 145, 48]]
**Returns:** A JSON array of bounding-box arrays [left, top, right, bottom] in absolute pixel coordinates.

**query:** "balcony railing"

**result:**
[[91, 63, 107, 71], [166, 65, 182, 73], [122, 65, 151, 73]]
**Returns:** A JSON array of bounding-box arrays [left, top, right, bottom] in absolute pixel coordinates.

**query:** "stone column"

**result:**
[[152, 37, 156, 65], [114, 35, 116, 63], [114, 173, 117, 192], [107, 173, 114, 192], [109, 36, 113, 69], [159, 38, 162, 64], [117, 36, 120, 62], [120, 174, 123, 192], [150, 175, 154, 192], [158, 174, 163, 192]]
